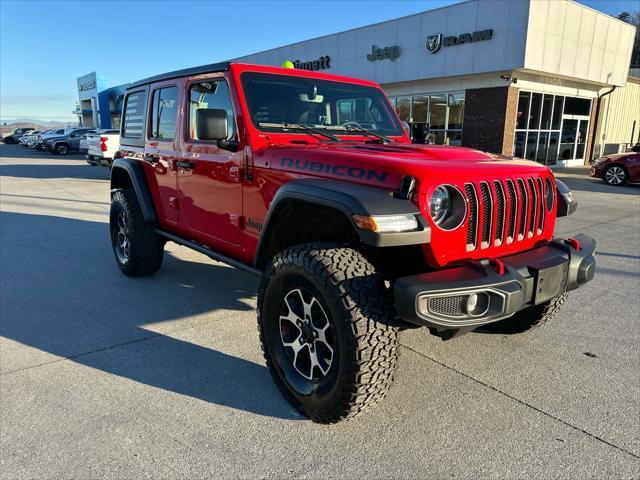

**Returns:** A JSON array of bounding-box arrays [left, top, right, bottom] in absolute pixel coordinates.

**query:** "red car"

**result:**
[[590, 149, 640, 185], [109, 62, 595, 423]]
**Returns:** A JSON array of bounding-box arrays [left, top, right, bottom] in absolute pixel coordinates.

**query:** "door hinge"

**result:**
[[230, 214, 245, 229]]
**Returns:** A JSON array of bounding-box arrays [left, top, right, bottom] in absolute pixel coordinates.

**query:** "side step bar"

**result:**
[[155, 229, 262, 277]]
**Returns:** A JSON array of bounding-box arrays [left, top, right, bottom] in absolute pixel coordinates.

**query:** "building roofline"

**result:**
[[569, 0, 638, 29]]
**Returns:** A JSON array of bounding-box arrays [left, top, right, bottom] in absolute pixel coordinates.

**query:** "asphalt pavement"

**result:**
[[1, 144, 638, 479]]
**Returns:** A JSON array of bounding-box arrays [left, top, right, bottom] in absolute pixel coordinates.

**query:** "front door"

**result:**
[[177, 76, 243, 248], [559, 117, 589, 163]]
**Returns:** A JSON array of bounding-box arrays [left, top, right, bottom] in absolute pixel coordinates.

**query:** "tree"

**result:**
[[617, 11, 640, 67]]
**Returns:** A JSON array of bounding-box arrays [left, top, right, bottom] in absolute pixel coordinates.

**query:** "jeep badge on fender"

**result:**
[[110, 61, 596, 424]]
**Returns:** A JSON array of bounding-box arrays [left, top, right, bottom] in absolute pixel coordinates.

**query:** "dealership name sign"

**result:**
[[426, 29, 493, 53], [283, 56, 331, 71]]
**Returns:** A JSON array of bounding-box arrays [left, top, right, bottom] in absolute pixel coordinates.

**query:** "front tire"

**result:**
[[56, 143, 68, 155], [603, 164, 628, 186], [483, 292, 568, 334], [110, 189, 164, 277], [258, 243, 399, 424]]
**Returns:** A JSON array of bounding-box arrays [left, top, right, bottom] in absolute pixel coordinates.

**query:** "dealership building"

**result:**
[[76, 0, 638, 166], [73, 72, 127, 130], [234, 0, 638, 166]]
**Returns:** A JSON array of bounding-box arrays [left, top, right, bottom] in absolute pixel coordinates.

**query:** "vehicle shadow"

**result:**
[[0, 211, 301, 420], [0, 163, 110, 180], [0, 144, 86, 161]]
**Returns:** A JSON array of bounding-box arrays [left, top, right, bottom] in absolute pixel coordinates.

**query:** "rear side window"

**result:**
[[188, 81, 235, 141], [122, 91, 147, 140], [150, 86, 179, 140]]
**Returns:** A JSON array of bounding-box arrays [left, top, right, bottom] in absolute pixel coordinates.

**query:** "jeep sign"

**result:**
[[426, 29, 493, 53], [367, 45, 401, 61]]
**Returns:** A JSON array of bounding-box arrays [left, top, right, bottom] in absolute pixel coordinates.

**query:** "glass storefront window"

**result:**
[[412, 95, 428, 123], [448, 93, 464, 130], [516, 92, 530, 130], [547, 132, 559, 165], [390, 91, 464, 145], [429, 95, 447, 130], [396, 97, 411, 122], [540, 94, 553, 130], [551, 96, 563, 130], [514, 131, 526, 158], [525, 132, 538, 160], [514, 91, 590, 165], [528, 93, 542, 130], [536, 131, 549, 163], [564, 97, 591, 116]]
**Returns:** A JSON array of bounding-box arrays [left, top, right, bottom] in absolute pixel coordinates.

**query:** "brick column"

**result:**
[[502, 86, 519, 156], [461, 86, 519, 156]]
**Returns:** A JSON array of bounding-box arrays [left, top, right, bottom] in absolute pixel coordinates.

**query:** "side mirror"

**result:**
[[196, 108, 228, 141]]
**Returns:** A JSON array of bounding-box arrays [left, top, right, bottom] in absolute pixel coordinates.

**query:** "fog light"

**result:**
[[465, 292, 490, 316], [466, 294, 478, 313]]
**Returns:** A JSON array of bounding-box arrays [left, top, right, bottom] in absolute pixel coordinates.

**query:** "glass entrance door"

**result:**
[[559, 118, 589, 162], [559, 119, 577, 161], [575, 120, 588, 160]]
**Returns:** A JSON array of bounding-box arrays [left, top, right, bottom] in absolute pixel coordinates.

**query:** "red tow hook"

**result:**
[[566, 237, 581, 251], [488, 258, 506, 276]]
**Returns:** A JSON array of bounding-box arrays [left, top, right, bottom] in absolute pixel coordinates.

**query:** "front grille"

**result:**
[[493, 181, 505, 246], [464, 184, 478, 249], [479, 182, 492, 248], [464, 176, 546, 251], [428, 295, 468, 317]]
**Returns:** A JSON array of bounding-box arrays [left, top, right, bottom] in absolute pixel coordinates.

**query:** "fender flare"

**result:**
[[254, 178, 430, 268], [111, 157, 157, 222], [555, 179, 577, 217]]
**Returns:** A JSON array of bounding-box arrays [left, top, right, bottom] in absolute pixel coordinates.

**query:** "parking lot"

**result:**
[[0, 143, 638, 478]]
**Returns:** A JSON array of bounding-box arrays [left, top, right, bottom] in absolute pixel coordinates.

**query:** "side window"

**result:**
[[150, 86, 179, 140], [122, 91, 147, 139], [188, 81, 235, 141]]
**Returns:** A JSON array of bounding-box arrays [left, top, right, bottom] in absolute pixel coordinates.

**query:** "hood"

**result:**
[[264, 142, 550, 193]]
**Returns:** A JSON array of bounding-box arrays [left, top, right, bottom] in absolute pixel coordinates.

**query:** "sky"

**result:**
[[1, 0, 638, 123]]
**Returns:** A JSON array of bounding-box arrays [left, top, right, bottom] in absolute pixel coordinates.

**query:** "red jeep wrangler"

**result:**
[[110, 62, 596, 423]]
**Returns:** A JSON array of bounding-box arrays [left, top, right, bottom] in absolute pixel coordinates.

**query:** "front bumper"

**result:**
[[590, 164, 604, 178], [394, 234, 596, 329]]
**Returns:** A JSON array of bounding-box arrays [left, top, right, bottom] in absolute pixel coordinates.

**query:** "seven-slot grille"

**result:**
[[464, 177, 547, 251]]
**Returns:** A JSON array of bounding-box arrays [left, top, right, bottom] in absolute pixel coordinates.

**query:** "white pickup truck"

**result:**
[[86, 129, 120, 167]]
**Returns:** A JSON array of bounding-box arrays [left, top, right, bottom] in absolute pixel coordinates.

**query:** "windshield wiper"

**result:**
[[258, 122, 341, 142], [324, 125, 391, 143]]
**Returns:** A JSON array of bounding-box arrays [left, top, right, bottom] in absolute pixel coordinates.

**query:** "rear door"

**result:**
[[176, 74, 243, 248], [144, 81, 182, 225]]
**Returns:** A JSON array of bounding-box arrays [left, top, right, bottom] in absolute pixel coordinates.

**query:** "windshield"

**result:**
[[240, 72, 403, 137]]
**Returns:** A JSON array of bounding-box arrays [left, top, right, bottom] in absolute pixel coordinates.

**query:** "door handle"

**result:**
[[176, 161, 196, 170], [144, 153, 159, 164]]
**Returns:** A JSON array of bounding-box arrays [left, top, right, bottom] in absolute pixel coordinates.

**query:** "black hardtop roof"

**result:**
[[126, 61, 231, 90]]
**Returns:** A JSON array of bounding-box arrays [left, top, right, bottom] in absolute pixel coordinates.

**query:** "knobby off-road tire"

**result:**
[[484, 292, 568, 334], [258, 243, 399, 424], [110, 189, 164, 277]]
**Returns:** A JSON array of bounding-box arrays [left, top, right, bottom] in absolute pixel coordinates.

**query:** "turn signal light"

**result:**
[[352, 214, 419, 233]]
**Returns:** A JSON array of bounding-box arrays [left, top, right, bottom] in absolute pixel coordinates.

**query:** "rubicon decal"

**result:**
[[280, 157, 388, 183]]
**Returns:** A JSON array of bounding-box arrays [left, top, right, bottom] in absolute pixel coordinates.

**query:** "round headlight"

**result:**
[[430, 186, 451, 225], [545, 178, 555, 211], [429, 185, 467, 230]]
